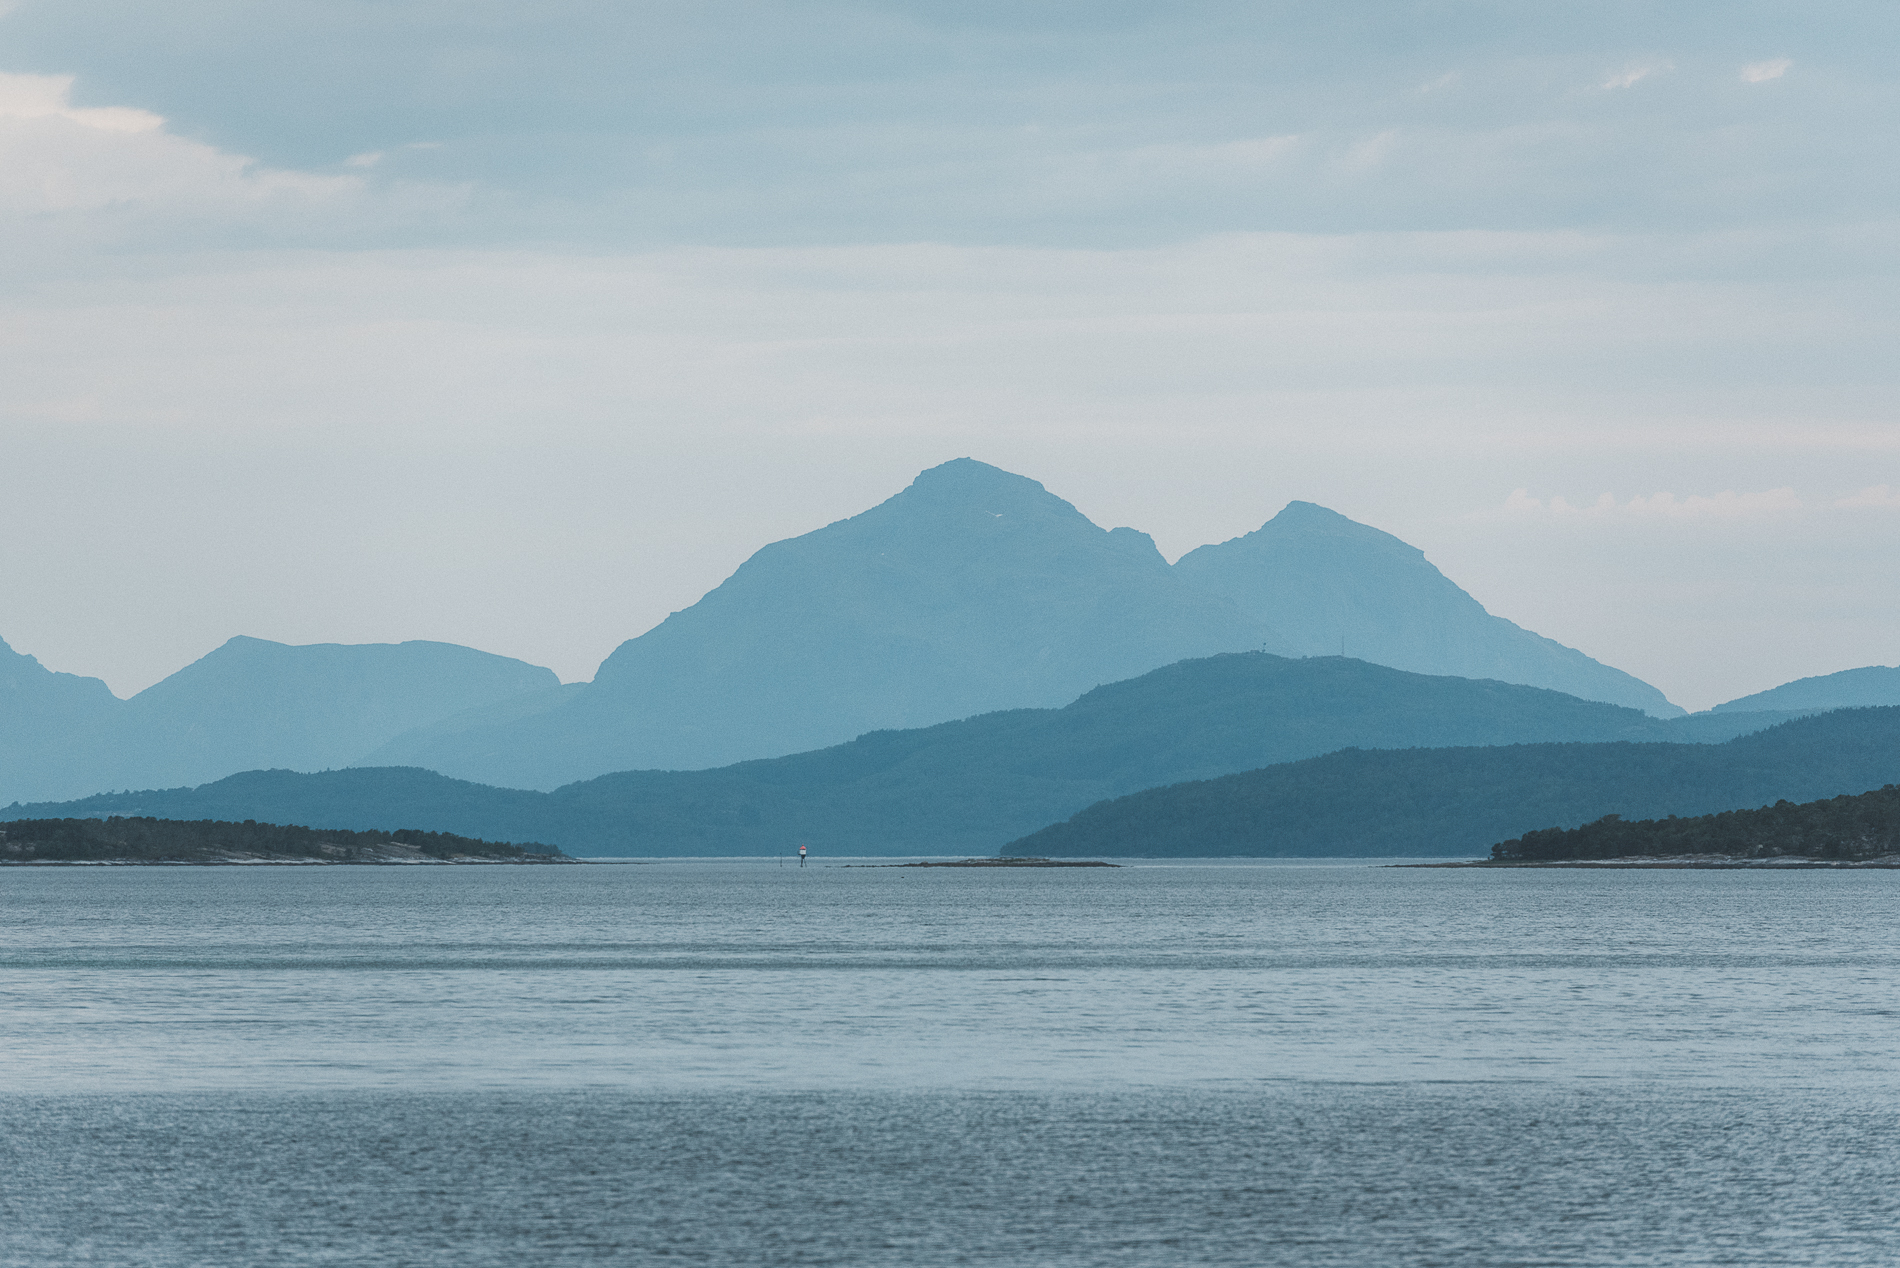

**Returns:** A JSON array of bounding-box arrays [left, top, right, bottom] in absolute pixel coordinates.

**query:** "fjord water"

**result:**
[[2, 864, 1895, 1266]]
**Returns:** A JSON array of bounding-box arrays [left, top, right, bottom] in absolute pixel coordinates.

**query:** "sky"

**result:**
[[1, 0, 1895, 712]]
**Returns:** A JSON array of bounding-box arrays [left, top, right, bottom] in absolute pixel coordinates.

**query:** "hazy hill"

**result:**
[[1173, 501, 1681, 716], [1710, 665, 1900, 714], [19, 653, 1781, 855], [1008, 708, 1900, 858], [106, 637, 561, 791], [365, 460, 1283, 788], [0, 634, 560, 804], [0, 636, 124, 804]]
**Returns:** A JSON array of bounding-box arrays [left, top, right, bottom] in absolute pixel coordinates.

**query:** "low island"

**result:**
[[860, 857, 1118, 868], [0, 816, 570, 865], [1445, 784, 1900, 868]]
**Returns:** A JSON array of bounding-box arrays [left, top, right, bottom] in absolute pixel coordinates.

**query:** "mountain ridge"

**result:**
[[364, 459, 1288, 786], [1007, 707, 1900, 858], [6, 460, 1702, 802], [364, 460, 1685, 788], [1710, 665, 1900, 714], [0, 635, 561, 805], [12, 653, 1789, 855], [1172, 501, 1680, 716]]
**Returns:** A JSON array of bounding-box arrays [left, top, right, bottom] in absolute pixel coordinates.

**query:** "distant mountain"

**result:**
[[105, 637, 560, 791], [367, 461, 1685, 789], [17, 653, 1786, 855], [1008, 708, 1900, 858], [0, 634, 560, 804], [365, 460, 1284, 788], [7, 462, 1687, 801], [1710, 665, 1900, 714], [1173, 501, 1681, 716], [0, 636, 124, 804]]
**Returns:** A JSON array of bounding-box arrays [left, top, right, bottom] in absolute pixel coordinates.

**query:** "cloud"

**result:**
[[1601, 61, 1674, 90], [0, 72, 468, 249], [0, 72, 161, 133], [1502, 488, 1803, 519], [1740, 59, 1792, 84], [0, 72, 361, 218], [1835, 485, 1900, 508], [1334, 130, 1398, 173]]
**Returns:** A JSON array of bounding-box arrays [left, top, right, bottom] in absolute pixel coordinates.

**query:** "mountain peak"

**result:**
[[1174, 502, 1681, 717], [893, 459, 1064, 518], [442, 461, 1280, 785], [908, 457, 1046, 494], [1261, 501, 1425, 557]]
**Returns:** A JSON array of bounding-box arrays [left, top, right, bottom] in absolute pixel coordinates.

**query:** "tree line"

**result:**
[[1493, 785, 1900, 861], [0, 816, 563, 863]]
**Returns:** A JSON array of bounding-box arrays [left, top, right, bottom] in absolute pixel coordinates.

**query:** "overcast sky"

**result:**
[[2, 0, 1895, 711]]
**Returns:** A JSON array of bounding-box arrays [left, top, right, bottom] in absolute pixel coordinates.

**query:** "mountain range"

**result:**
[[1174, 501, 1677, 713], [0, 636, 554, 804], [362, 459, 1683, 789], [5, 458, 1895, 812], [7, 654, 1810, 855], [1008, 707, 1900, 859]]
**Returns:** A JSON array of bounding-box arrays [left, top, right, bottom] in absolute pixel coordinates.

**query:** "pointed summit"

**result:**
[[1174, 501, 1680, 716], [370, 461, 1284, 787], [903, 456, 1050, 499], [1264, 501, 1426, 553]]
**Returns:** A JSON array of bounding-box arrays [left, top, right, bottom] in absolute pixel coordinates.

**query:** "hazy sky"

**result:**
[[2, 1, 1895, 711]]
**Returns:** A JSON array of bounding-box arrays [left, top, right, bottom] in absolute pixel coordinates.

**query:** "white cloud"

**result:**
[[1502, 487, 1803, 519], [0, 73, 163, 133], [1420, 72, 1459, 94], [1334, 130, 1397, 173], [1741, 59, 1792, 84], [0, 72, 361, 218], [0, 73, 471, 242], [1601, 61, 1674, 90], [1835, 485, 1900, 508]]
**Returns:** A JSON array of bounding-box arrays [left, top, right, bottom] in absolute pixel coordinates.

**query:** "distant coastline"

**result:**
[[0, 816, 570, 866], [1412, 855, 1900, 870], [3, 853, 573, 866]]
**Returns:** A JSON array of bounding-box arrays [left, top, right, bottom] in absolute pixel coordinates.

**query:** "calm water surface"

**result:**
[[1, 861, 1895, 1265]]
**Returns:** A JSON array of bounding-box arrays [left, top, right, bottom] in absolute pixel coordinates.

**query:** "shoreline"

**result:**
[[1409, 855, 1900, 870], [0, 849, 574, 866], [851, 857, 1119, 868]]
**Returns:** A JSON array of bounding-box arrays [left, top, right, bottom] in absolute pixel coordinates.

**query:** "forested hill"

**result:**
[[1007, 708, 1900, 858], [1491, 785, 1900, 863], [10, 653, 1741, 856]]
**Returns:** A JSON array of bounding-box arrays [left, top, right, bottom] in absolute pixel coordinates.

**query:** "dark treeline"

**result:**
[[0, 816, 563, 863], [1493, 785, 1900, 861], [1008, 708, 1900, 857]]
